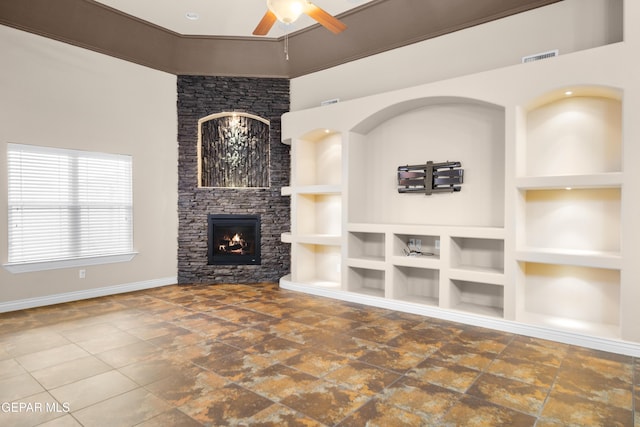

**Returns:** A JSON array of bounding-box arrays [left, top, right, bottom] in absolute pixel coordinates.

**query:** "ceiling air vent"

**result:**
[[522, 49, 559, 63], [320, 98, 340, 106]]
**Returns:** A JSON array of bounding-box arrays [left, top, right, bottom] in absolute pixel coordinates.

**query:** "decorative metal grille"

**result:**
[[199, 112, 270, 188]]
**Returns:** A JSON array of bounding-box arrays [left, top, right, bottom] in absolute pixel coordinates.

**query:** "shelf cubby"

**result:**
[[524, 94, 621, 177], [292, 243, 341, 288], [522, 188, 620, 253], [391, 266, 439, 307], [293, 131, 342, 187], [449, 280, 504, 318], [295, 193, 342, 236], [346, 266, 385, 298], [519, 262, 620, 337], [348, 231, 385, 262], [450, 236, 504, 274], [393, 233, 440, 259]]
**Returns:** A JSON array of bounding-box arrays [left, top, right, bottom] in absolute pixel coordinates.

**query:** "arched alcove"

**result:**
[[348, 97, 506, 227], [198, 112, 270, 188]]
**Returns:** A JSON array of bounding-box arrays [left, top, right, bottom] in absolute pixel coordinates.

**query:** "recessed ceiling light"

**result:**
[[564, 90, 573, 96], [185, 12, 199, 21]]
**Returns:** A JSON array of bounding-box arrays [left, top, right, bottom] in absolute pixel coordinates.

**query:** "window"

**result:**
[[6, 144, 134, 271]]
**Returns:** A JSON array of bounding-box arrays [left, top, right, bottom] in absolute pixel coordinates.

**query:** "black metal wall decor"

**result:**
[[198, 112, 270, 188], [397, 161, 464, 195]]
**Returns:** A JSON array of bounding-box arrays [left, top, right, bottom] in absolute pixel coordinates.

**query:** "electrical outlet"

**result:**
[[79, 269, 86, 279]]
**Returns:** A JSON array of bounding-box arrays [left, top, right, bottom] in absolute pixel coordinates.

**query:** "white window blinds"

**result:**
[[7, 143, 133, 265]]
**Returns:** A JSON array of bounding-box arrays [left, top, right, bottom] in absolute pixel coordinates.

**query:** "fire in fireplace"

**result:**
[[208, 214, 261, 265]]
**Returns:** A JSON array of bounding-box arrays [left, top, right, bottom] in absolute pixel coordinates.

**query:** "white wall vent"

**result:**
[[522, 49, 559, 63]]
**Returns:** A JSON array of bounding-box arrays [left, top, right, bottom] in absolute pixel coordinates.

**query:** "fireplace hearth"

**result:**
[[208, 214, 261, 265]]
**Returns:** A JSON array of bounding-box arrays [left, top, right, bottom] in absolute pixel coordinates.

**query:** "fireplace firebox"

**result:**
[[207, 214, 261, 265]]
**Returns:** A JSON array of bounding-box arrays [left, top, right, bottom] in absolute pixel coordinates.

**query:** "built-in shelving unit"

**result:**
[[343, 224, 505, 318], [279, 41, 640, 355], [284, 129, 343, 290], [515, 89, 623, 339]]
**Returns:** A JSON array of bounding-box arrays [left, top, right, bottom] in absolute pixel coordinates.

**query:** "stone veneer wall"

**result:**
[[177, 76, 290, 283]]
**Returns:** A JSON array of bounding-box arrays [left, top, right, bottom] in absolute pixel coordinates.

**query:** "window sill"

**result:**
[[3, 253, 138, 274]]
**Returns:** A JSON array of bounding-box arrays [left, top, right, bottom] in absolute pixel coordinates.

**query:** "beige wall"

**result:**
[[290, 0, 624, 111], [0, 25, 178, 307]]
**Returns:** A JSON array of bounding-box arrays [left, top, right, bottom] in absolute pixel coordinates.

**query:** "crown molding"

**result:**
[[0, 0, 561, 78]]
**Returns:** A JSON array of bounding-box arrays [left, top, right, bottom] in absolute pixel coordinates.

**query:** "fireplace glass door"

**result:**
[[208, 214, 261, 265]]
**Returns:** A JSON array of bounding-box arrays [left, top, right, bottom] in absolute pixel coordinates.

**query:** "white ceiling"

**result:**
[[94, 0, 373, 38]]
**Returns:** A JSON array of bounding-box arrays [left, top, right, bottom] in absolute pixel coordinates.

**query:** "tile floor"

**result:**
[[0, 283, 637, 426]]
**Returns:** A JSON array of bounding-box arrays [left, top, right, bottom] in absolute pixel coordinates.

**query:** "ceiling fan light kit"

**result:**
[[253, 0, 347, 36], [267, 0, 306, 24]]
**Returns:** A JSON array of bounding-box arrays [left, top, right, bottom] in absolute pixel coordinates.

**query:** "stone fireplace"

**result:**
[[177, 76, 290, 284]]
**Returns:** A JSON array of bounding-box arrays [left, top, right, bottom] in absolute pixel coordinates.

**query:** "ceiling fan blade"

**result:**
[[253, 10, 277, 35], [304, 3, 347, 34]]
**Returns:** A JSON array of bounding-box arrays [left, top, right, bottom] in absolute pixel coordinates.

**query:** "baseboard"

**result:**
[[0, 277, 177, 313], [280, 276, 640, 357]]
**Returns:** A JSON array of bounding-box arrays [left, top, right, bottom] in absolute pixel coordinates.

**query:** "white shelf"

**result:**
[[518, 311, 620, 340], [294, 280, 342, 290], [281, 275, 342, 291], [282, 185, 342, 196], [390, 255, 440, 269], [281, 186, 293, 196], [347, 223, 387, 233], [295, 234, 342, 245], [516, 172, 623, 190], [452, 302, 504, 318], [394, 295, 439, 307], [449, 266, 505, 286], [448, 227, 505, 240], [346, 257, 385, 270], [516, 248, 622, 269], [351, 287, 386, 298]]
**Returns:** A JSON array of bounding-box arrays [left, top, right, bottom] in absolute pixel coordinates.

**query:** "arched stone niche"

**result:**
[[198, 112, 270, 188]]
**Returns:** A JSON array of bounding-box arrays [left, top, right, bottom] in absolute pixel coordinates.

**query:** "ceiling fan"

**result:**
[[253, 0, 347, 36]]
